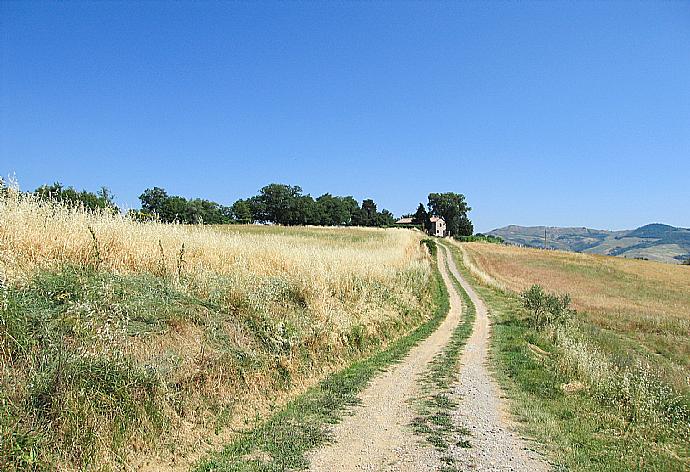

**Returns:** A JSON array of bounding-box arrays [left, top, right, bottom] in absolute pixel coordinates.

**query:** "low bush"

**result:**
[[520, 284, 575, 329]]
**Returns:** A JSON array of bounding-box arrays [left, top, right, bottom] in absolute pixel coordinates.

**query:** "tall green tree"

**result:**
[[139, 187, 169, 217], [376, 209, 396, 227], [231, 199, 253, 223], [361, 199, 377, 226], [427, 192, 473, 236], [341, 196, 361, 225], [316, 193, 350, 226], [413, 202, 429, 230], [249, 183, 304, 225]]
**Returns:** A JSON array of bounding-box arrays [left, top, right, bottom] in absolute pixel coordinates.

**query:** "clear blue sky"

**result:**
[[2, 1, 689, 232]]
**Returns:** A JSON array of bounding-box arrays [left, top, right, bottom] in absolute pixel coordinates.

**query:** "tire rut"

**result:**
[[306, 242, 548, 471], [306, 247, 462, 471], [442, 242, 548, 471]]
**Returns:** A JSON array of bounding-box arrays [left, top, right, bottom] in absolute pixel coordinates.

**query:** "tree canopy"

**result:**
[[34, 182, 119, 212], [244, 184, 394, 227], [28, 180, 473, 233], [427, 192, 473, 236], [138, 187, 231, 224]]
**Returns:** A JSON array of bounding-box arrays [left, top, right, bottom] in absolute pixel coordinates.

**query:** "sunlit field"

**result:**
[[451, 241, 689, 470], [0, 191, 434, 470], [457, 242, 690, 370]]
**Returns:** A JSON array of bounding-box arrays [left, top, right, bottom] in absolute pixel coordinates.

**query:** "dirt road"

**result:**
[[306, 242, 547, 471], [306, 247, 462, 471], [444, 242, 547, 471]]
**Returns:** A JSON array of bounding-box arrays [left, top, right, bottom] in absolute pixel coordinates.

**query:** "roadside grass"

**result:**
[[194, 240, 450, 471], [450, 241, 690, 471], [1, 192, 434, 470], [412, 243, 475, 470]]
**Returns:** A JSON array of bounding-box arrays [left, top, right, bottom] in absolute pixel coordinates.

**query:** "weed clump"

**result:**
[[421, 238, 437, 256], [520, 284, 575, 329]]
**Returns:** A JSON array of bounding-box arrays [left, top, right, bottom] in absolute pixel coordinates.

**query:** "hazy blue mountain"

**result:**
[[488, 223, 690, 264]]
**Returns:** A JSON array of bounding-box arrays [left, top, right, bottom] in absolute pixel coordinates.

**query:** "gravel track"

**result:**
[[306, 248, 462, 471], [306, 242, 548, 471], [443, 242, 548, 471]]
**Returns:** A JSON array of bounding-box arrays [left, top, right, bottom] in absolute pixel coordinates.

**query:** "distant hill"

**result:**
[[487, 223, 690, 264]]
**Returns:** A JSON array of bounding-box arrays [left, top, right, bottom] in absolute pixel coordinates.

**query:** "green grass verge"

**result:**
[[412, 244, 475, 470], [194, 241, 451, 471], [450, 245, 690, 471]]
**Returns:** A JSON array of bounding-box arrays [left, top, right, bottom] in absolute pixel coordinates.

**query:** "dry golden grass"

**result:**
[[0, 192, 434, 471], [1, 193, 430, 335], [451, 241, 689, 466], [453, 241, 690, 373], [1, 194, 423, 286]]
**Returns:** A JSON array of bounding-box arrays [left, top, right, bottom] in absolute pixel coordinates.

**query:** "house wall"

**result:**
[[432, 221, 445, 237]]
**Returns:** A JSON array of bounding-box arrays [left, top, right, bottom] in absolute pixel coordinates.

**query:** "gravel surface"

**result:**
[[307, 243, 548, 471], [443, 243, 548, 471], [307, 248, 462, 471]]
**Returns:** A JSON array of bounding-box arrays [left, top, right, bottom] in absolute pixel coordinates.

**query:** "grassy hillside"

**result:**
[[488, 223, 690, 264], [453, 241, 689, 469], [0, 191, 435, 471]]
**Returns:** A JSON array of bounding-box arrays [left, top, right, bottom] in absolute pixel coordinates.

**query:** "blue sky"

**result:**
[[1, 1, 689, 232]]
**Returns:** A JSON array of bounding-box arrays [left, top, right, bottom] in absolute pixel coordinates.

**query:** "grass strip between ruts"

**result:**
[[411, 242, 476, 471]]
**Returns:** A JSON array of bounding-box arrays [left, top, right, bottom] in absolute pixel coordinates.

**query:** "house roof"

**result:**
[[429, 216, 445, 223], [395, 217, 414, 224]]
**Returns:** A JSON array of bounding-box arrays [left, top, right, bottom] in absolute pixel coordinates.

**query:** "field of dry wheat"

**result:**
[[455, 241, 690, 368], [0, 191, 434, 471]]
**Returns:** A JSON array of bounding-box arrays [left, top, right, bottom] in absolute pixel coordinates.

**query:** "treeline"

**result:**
[[138, 184, 396, 226], [25, 181, 477, 234], [28, 182, 397, 227], [136, 187, 232, 224], [454, 234, 503, 244]]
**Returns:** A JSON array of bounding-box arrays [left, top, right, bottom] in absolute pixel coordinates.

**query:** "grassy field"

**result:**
[[451, 241, 690, 470], [0, 191, 436, 471]]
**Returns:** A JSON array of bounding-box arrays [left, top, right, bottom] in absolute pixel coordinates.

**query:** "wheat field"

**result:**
[[454, 240, 690, 393], [0, 191, 434, 471]]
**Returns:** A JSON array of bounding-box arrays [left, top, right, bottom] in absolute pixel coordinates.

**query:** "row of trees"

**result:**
[[138, 187, 232, 224], [30, 182, 396, 227], [230, 184, 395, 226], [140, 184, 396, 226], [29, 182, 473, 233], [403, 192, 474, 237], [139, 184, 397, 226]]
